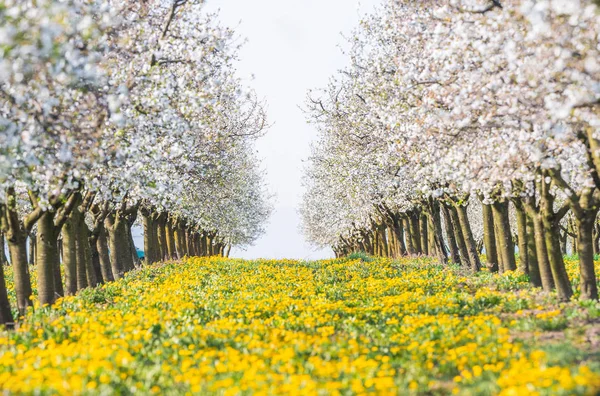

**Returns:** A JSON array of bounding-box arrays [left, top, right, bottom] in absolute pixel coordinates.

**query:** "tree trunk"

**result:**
[[409, 213, 421, 254], [455, 203, 481, 272], [225, 244, 231, 258], [492, 201, 516, 273], [540, 185, 573, 302], [403, 217, 416, 255], [61, 217, 78, 296], [532, 214, 555, 291], [419, 214, 428, 256], [0, 262, 14, 327], [6, 230, 32, 315], [167, 221, 177, 259], [559, 230, 568, 256], [441, 205, 460, 265], [393, 215, 407, 256], [0, 232, 7, 266], [592, 222, 600, 257], [79, 215, 97, 288], [28, 234, 35, 265], [447, 205, 469, 267], [426, 201, 448, 264], [73, 209, 89, 291], [481, 202, 498, 272], [96, 226, 113, 282], [513, 201, 529, 276], [105, 212, 132, 280], [378, 224, 389, 257], [525, 213, 542, 287], [156, 214, 168, 261], [88, 232, 104, 285], [36, 211, 59, 305], [575, 211, 599, 300], [127, 226, 138, 269]]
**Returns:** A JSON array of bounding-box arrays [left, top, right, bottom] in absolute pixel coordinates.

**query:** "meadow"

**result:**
[[1, 256, 599, 395]]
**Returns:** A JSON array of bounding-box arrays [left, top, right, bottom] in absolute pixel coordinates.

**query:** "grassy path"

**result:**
[[1, 256, 599, 394]]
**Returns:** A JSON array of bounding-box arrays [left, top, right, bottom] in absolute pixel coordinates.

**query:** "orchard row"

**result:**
[[0, 0, 271, 326], [302, 1, 600, 301]]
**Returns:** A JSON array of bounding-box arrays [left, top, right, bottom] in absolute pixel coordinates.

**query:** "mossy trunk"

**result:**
[[492, 201, 516, 273]]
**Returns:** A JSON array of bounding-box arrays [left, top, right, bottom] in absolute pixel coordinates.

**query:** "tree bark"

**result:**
[[0, 262, 13, 327], [419, 214, 429, 256], [441, 205, 460, 264], [96, 226, 113, 282], [6, 230, 32, 315], [409, 212, 421, 254], [36, 211, 59, 305], [492, 201, 516, 273], [403, 217, 416, 255], [481, 202, 498, 272], [61, 217, 78, 295], [540, 179, 573, 302], [425, 200, 448, 264], [455, 203, 481, 272], [448, 205, 470, 267], [576, 213, 599, 300], [525, 213, 542, 287], [142, 211, 157, 264], [513, 200, 529, 275], [0, 232, 7, 266], [156, 213, 168, 261], [105, 210, 133, 280]]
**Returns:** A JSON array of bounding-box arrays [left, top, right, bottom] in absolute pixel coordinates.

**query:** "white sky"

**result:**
[[203, 0, 379, 260]]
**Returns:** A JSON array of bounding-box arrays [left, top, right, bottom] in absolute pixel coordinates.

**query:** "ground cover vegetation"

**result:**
[[1, 256, 599, 394]]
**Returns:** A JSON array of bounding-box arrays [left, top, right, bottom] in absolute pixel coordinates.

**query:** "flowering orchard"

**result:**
[[302, 0, 600, 302], [1, 256, 599, 394], [0, 0, 272, 326]]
